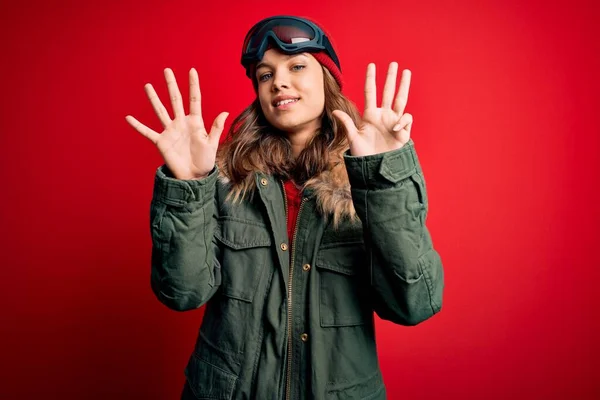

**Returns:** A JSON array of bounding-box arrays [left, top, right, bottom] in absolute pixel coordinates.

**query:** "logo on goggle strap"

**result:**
[[290, 37, 311, 44]]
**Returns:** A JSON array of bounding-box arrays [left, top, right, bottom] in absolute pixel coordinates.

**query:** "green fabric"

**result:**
[[150, 139, 444, 400]]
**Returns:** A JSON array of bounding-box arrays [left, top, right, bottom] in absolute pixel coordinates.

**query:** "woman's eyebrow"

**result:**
[[256, 54, 308, 70]]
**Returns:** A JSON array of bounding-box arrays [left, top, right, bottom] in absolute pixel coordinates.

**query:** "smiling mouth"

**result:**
[[274, 98, 300, 108]]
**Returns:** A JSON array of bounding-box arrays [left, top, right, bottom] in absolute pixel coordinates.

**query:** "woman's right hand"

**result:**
[[126, 68, 229, 180]]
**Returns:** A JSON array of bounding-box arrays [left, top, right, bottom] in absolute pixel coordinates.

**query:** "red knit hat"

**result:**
[[310, 51, 344, 90]]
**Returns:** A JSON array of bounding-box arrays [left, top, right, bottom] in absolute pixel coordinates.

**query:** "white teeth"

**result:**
[[276, 98, 299, 107]]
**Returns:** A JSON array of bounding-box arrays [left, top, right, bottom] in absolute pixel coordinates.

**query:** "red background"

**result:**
[[1, 0, 599, 398]]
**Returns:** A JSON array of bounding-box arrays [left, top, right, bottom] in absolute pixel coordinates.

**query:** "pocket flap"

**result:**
[[215, 217, 272, 250], [316, 244, 365, 276]]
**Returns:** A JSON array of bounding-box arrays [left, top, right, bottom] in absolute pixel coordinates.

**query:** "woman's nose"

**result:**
[[272, 71, 290, 91]]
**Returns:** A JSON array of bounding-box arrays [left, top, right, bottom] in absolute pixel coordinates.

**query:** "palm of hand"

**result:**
[[333, 62, 413, 157], [126, 68, 229, 180], [157, 114, 216, 179]]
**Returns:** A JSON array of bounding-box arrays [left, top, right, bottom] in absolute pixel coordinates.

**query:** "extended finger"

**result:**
[[332, 110, 359, 144], [392, 113, 413, 133], [393, 69, 411, 115], [125, 115, 160, 144], [189, 68, 203, 119], [364, 63, 376, 110], [208, 112, 230, 145], [381, 62, 398, 109], [164, 68, 185, 119], [144, 83, 171, 127]]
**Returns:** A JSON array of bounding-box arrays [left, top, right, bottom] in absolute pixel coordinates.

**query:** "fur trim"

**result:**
[[304, 161, 358, 227], [217, 155, 358, 227]]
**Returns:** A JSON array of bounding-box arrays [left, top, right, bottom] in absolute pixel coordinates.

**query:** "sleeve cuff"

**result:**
[[343, 139, 421, 190], [152, 165, 218, 206]]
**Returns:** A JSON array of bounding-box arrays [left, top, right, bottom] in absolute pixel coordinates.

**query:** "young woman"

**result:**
[[126, 15, 444, 400]]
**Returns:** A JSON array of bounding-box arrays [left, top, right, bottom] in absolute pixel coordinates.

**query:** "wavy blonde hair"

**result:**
[[217, 66, 361, 203]]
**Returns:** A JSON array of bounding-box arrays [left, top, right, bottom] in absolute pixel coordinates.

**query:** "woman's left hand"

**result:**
[[333, 62, 412, 157]]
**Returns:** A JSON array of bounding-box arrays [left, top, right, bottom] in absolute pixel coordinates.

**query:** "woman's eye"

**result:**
[[292, 65, 306, 71], [259, 73, 272, 82]]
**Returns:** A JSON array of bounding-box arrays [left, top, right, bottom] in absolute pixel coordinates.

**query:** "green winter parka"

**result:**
[[149, 139, 444, 400]]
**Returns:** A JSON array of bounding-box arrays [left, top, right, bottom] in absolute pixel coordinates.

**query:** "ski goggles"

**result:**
[[241, 16, 341, 78]]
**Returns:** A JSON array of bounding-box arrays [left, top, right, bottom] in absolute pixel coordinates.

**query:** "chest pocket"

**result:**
[[316, 242, 372, 327], [215, 217, 272, 303]]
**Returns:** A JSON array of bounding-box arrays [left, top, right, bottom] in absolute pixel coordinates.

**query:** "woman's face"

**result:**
[[255, 49, 325, 135]]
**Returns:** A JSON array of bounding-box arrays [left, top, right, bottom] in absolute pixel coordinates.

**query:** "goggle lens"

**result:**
[[243, 19, 318, 54]]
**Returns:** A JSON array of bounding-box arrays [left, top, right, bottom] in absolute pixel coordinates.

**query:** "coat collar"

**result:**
[[217, 156, 358, 228]]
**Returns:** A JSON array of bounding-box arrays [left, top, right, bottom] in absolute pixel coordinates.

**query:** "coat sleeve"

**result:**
[[343, 139, 444, 326], [149, 164, 222, 311]]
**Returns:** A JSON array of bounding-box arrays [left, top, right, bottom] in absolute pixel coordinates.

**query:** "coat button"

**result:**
[[280, 243, 288, 251], [300, 333, 308, 342], [260, 178, 268, 186], [302, 263, 311, 271]]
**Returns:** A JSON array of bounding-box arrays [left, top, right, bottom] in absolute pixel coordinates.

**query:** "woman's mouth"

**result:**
[[274, 98, 300, 109]]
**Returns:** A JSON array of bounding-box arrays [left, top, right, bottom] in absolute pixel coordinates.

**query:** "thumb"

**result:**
[[332, 110, 358, 142], [209, 112, 230, 144]]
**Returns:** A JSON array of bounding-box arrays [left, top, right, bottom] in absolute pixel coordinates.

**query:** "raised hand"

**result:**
[[126, 68, 229, 180], [333, 62, 413, 157]]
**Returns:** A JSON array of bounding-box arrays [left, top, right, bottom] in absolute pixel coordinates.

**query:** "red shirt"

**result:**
[[283, 179, 303, 245]]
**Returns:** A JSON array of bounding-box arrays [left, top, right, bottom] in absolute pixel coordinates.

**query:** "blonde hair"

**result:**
[[217, 66, 361, 204]]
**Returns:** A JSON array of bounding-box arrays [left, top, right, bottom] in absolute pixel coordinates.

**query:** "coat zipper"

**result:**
[[281, 180, 307, 400]]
